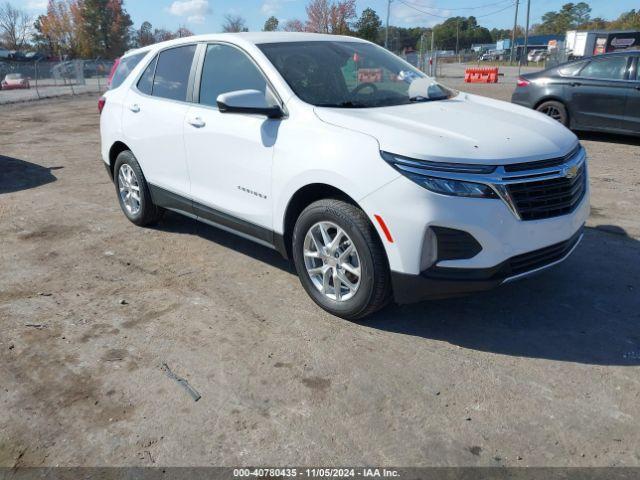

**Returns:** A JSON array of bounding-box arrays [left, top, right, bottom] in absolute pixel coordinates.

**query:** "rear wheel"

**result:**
[[292, 199, 391, 320], [113, 151, 163, 226], [536, 100, 568, 126]]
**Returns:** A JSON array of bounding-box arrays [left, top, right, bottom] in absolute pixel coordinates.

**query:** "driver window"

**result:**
[[199, 44, 268, 107], [276, 52, 347, 105]]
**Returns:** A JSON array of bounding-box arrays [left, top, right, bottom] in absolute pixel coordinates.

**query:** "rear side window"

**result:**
[[152, 45, 197, 101], [578, 56, 630, 80], [137, 56, 157, 95], [199, 44, 267, 107], [110, 52, 145, 89], [558, 61, 587, 76]]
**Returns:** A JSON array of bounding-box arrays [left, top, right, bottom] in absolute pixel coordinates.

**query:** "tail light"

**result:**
[[517, 77, 531, 87], [98, 96, 106, 114]]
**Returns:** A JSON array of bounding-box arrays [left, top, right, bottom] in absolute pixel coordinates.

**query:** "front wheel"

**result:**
[[292, 199, 391, 320], [536, 100, 569, 127]]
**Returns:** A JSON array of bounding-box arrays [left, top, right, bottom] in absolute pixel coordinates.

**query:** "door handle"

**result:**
[[635, 85, 640, 91], [129, 103, 140, 113], [570, 82, 582, 87], [187, 117, 206, 128]]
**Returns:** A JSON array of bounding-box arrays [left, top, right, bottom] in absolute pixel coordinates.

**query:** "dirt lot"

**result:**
[[1, 86, 639, 468]]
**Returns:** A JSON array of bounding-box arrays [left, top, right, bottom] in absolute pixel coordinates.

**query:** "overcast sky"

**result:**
[[18, 0, 639, 33]]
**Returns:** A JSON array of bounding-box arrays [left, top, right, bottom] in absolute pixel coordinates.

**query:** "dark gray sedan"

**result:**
[[512, 51, 640, 136]]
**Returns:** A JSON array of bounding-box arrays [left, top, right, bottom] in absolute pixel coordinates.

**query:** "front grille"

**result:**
[[506, 163, 587, 221], [508, 228, 582, 276]]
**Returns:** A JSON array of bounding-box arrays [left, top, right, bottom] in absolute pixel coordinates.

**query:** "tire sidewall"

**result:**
[[292, 202, 377, 318], [537, 101, 568, 127], [113, 151, 149, 225]]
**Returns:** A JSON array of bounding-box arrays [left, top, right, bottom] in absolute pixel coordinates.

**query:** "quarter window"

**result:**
[[110, 52, 146, 89], [199, 44, 267, 107], [152, 45, 197, 101], [137, 55, 157, 95], [578, 56, 630, 80]]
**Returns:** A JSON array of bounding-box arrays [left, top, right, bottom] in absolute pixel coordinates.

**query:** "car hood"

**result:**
[[314, 92, 578, 165]]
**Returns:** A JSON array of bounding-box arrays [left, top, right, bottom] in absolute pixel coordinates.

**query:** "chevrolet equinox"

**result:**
[[100, 33, 589, 319]]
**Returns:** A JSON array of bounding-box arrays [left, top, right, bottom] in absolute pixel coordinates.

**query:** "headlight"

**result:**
[[416, 176, 497, 198], [381, 151, 498, 199]]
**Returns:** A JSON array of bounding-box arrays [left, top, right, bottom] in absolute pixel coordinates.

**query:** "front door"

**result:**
[[183, 43, 281, 239]]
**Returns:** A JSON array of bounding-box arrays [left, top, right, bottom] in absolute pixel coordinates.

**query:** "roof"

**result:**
[[569, 29, 640, 35], [124, 32, 368, 57]]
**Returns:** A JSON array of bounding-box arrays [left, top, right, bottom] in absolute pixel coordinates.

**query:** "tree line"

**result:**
[[0, 0, 638, 60]]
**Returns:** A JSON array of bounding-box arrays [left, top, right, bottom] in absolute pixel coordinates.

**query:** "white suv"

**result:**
[[100, 33, 589, 319]]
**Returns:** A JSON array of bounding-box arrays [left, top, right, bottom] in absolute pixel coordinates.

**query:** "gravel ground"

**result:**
[[1, 89, 639, 468]]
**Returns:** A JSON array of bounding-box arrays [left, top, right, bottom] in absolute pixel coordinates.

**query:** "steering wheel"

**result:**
[[351, 82, 378, 97]]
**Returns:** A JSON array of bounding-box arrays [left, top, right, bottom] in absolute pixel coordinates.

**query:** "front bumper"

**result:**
[[391, 227, 584, 303]]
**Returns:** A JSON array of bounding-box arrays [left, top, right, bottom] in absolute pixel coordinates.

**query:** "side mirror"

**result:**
[[216, 89, 283, 119]]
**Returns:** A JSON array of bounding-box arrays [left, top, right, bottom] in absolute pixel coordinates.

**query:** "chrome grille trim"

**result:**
[[388, 145, 587, 221]]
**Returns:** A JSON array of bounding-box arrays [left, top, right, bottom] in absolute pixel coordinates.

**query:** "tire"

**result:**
[[536, 100, 569, 127], [113, 150, 163, 226], [292, 199, 391, 320]]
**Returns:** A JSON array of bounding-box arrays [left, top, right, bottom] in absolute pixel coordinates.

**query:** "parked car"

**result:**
[[528, 49, 548, 63], [100, 33, 589, 319], [83, 59, 113, 78], [479, 51, 498, 61], [1, 73, 30, 89], [512, 51, 640, 135]]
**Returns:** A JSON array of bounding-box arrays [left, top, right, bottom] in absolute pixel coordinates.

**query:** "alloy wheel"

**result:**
[[541, 105, 563, 122], [303, 221, 361, 302], [118, 164, 141, 216]]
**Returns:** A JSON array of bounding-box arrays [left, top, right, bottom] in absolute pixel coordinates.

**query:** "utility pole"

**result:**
[[455, 18, 460, 56], [522, 0, 532, 66], [509, 0, 520, 65], [385, 0, 392, 50]]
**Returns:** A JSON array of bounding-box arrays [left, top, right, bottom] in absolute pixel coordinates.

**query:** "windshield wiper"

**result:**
[[336, 100, 368, 108], [316, 101, 368, 108], [409, 95, 447, 103]]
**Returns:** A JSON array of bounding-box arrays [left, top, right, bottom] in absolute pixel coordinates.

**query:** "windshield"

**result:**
[[6, 74, 21, 80], [258, 41, 455, 108]]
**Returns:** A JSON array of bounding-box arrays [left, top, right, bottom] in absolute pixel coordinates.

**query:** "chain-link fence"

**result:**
[[0, 58, 114, 104]]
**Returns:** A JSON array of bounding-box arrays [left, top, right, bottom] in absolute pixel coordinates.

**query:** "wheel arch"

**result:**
[[107, 141, 132, 179], [533, 96, 571, 125], [279, 183, 387, 262]]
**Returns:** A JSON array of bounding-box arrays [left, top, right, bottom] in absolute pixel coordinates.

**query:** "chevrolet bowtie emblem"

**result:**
[[564, 165, 579, 179]]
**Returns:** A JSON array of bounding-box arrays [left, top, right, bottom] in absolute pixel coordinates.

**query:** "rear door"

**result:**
[[121, 44, 198, 200], [567, 55, 632, 131]]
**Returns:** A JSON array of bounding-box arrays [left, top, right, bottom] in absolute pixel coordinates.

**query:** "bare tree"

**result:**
[[0, 1, 32, 50], [222, 14, 248, 33], [306, 0, 355, 34], [306, 0, 330, 33], [176, 26, 194, 38], [329, 0, 356, 35], [153, 28, 175, 43], [283, 19, 305, 32]]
